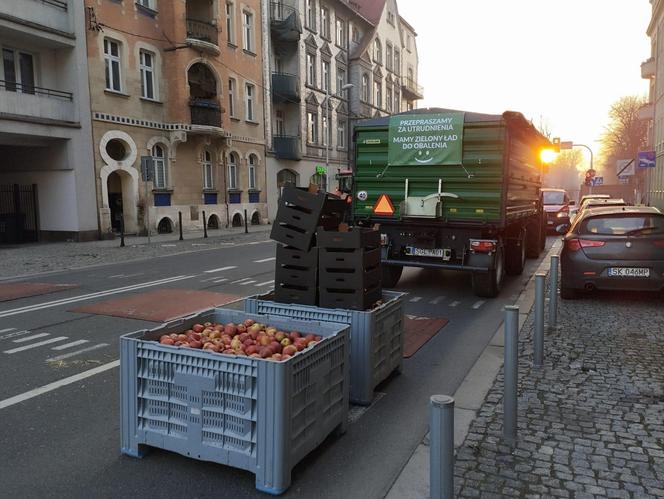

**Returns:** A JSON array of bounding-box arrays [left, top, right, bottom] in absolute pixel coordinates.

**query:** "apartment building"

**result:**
[[645, 0, 664, 210], [85, 0, 267, 236], [0, 0, 97, 242], [261, 0, 421, 219], [399, 15, 422, 112]]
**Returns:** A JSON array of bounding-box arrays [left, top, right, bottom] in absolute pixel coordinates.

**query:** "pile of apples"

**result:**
[[158, 319, 322, 362]]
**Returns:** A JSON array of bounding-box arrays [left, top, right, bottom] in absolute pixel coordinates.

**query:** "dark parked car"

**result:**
[[560, 206, 664, 299], [542, 188, 572, 232]]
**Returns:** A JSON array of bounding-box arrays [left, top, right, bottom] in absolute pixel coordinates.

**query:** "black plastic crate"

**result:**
[[317, 228, 380, 250], [319, 285, 382, 311], [319, 247, 381, 271], [319, 266, 381, 290], [274, 283, 318, 306], [276, 244, 318, 269], [275, 264, 317, 289]]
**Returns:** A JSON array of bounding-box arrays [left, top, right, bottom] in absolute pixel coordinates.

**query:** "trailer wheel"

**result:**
[[526, 219, 541, 258], [505, 229, 526, 275], [382, 265, 403, 288], [471, 246, 505, 298]]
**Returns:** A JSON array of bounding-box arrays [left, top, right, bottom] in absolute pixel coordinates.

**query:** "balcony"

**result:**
[[0, 0, 72, 39], [186, 19, 220, 55], [270, 3, 302, 43], [273, 135, 302, 160], [271, 72, 300, 103], [401, 76, 424, 100], [190, 98, 222, 127], [641, 57, 655, 79], [638, 103, 654, 121], [0, 80, 75, 124]]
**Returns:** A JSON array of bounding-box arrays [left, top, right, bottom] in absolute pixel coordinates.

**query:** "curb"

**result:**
[[385, 239, 563, 499]]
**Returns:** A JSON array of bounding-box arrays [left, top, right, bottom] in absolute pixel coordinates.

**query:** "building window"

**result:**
[[152, 144, 167, 188], [306, 0, 315, 30], [407, 34, 412, 52], [394, 88, 400, 113], [311, 173, 327, 192], [228, 78, 236, 117], [322, 114, 329, 146], [248, 154, 257, 190], [386, 85, 392, 112], [139, 50, 155, 100], [275, 109, 284, 135], [322, 60, 330, 91], [373, 38, 382, 65], [337, 119, 346, 149], [203, 150, 214, 189], [306, 52, 316, 86], [136, 0, 154, 9], [307, 111, 318, 143], [351, 24, 359, 43], [242, 11, 254, 52], [245, 82, 255, 121], [374, 80, 382, 108], [1, 49, 35, 93], [336, 18, 346, 48], [228, 152, 238, 190], [394, 49, 400, 76], [337, 67, 346, 93], [104, 38, 122, 92], [321, 7, 330, 39], [361, 73, 370, 102], [407, 66, 414, 83], [226, 2, 236, 44], [386, 43, 393, 72]]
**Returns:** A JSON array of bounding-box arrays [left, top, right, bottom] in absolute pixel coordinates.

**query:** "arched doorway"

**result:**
[[251, 211, 260, 225], [207, 214, 220, 229], [107, 171, 124, 232], [157, 217, 173, 234], [232, 212, 243, 227]]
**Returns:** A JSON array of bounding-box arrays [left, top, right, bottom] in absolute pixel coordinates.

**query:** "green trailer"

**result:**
[[351, 108, 550, 297]]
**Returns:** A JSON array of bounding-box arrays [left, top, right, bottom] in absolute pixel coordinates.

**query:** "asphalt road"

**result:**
[[0, 236, 554, 498]]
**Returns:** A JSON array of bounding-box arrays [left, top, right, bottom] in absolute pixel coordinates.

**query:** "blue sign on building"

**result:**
[[638, 150, 656, 168]]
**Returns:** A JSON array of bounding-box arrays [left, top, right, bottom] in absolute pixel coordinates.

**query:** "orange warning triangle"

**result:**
[[373, 193, 395, 216]]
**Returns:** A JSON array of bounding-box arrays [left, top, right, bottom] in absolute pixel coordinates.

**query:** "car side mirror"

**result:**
[[555, 223, 570, 234]]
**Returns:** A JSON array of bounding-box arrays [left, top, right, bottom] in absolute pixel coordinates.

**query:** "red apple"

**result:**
[[271, 353, 283, 361], [280, 337, 292, 347], [249, 353, 261, 358], [259, 347, 272, 358], [189, 340, 203, 349], [289, 331, 301, 340], [281, 354, 291, 361], [237, 324, 247, 333], [177, 334, 188, 342], [282, 345, 297, 356], [304, 334, 316, 344], [270, 341, 283, 353], [244, 319, 255, 327], [259, 335, 271, 346], [160, 337, 175, 346], [246, 345, 258, 355], [192, 324, 204, 333], [224, 323, 237, 336]]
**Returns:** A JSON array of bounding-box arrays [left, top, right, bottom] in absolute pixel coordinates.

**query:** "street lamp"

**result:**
[[325, 83, 354, 173]]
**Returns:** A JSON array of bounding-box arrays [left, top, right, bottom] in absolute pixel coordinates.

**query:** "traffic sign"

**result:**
[[592, 176, 603, 186], [373, 193, 395, 216], [560, 141, 573, 150], [638, 150, 656, 168]]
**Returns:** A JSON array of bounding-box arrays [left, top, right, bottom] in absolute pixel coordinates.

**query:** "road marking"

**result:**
[[51, 339, 89, 351], [255, 280, 274, 287], [0, 328, 16, 334], [240, 280, 257, 285], [212, 278, 228, 284], [46, 343, 109, 362], [0, 360, 120, 410], [4, 336, 69, 354], [449, 301, 460, 307], [117, 272, 144, 279], [0, 330, 33, 341], [254, 257, 276, 263], [430, 296, 446, 305], [409, 296, 422, 302], [0, 275, 194, 319], [109, 274, 124, 278], [231, 277, 251, 284], [472, 300, 486, 309], [13, 333, 49, 343], [203, 266, 237, 274]]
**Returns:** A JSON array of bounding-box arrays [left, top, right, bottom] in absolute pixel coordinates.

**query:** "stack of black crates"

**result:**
[[317, 228, 381, 310], [270, 186, 346, 306]]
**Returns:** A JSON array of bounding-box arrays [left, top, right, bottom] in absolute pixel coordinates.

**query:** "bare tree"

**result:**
[[600, 95, 648, 160]]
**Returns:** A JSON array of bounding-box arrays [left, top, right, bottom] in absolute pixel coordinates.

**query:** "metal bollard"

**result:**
[[504, 305, 519, 445], [244, 208, 248, 234], [549, 255, 559, 330], [178, 211, 183, 241], [202, 210, 208, 238], [120, 216, 125, 248], [534, 273, 545, 367], [430, 395, 455, 499]]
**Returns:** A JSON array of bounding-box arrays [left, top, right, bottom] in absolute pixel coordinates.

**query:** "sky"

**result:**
[[397, 1, 652, 169]]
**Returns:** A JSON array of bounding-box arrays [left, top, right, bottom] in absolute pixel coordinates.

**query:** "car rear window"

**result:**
[[579, 214, 664, 236], [543, 191, 565, 205]]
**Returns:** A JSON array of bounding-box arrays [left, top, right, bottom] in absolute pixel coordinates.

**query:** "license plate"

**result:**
[[406, 247, 446, 258], [547, 221, 554, 225], [608, 267, 650, 278]]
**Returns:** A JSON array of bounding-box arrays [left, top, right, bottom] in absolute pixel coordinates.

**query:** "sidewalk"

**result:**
[[0, 224, 272, 280], [389, 252, 664, 498]]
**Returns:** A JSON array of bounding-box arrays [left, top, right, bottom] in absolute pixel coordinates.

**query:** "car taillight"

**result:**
[[654, 240, 664, 248], [470, 239, 497, 253], [566, 239, 605, 251]]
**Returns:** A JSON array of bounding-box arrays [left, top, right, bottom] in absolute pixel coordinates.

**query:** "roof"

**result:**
[[541, 188, 567, 193], [355, 107, 552, 146], [579, 205, 662, 219], [349, 0, 387, 26], [398, 15, 416, 35]]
